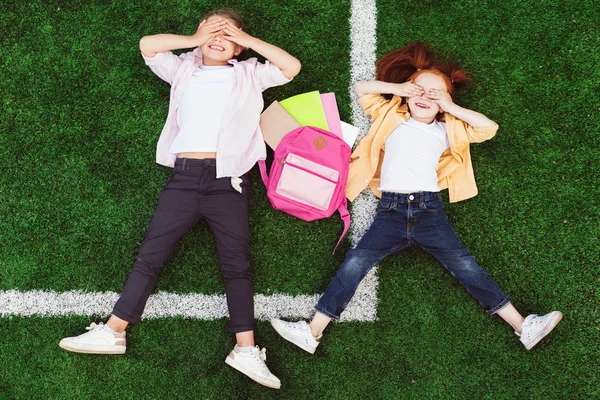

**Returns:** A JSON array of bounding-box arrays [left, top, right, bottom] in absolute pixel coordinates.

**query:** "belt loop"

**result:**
[[392, 193, 399, 208], [419, 192, 424, 208], [181, 158, 187, 170]]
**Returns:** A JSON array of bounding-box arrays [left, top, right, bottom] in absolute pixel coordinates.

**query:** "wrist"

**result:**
[[244, 36, 260, 50], [443, 102, 460, 114]]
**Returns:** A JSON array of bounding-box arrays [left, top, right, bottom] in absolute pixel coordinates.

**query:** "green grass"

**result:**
[[1, 0, 599, 398]]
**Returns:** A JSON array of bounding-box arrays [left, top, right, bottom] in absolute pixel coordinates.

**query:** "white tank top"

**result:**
[[378, 118, 450, 193], [170, 65, 236, 154]]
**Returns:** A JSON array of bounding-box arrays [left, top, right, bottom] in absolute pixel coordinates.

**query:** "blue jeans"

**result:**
[[316, 192, 510, 319]]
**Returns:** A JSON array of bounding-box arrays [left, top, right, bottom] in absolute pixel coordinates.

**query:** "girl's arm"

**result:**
[[221, 21, 301, 79], [428, 89, 496, 128], [140, 19, 226, 58], [354, 80, 424, 98]]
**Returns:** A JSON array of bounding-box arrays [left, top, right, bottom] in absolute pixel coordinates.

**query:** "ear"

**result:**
[[234, 45, 243, 57]]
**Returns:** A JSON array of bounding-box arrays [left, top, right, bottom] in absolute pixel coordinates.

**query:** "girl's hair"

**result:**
[[376, 42, 471, 98], [202, 9, 244, 29]]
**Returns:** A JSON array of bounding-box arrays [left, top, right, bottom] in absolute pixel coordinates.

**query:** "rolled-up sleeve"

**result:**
[[142, 51, 184, 85], [357, 94, 390, 121], [255, 60, 291, 91], [464, 121, 499, 143]]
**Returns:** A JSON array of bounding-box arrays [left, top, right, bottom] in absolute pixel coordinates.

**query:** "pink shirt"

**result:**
[[143, 48, 291, 177]]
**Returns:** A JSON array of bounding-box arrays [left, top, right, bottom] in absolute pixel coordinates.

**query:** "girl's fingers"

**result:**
[[205, 19, 226, 29], [222, 26, 238, 37], [224, 19, 240, 29]]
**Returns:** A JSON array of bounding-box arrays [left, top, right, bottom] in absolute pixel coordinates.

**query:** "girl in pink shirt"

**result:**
[[59, 9, 300, 389]]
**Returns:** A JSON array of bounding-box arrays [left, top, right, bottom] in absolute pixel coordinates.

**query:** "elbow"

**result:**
[[139, 36, 157, 58], [284, 58, 302, 79], [354, 81, 366, 97], [139, 36, 149, 52]]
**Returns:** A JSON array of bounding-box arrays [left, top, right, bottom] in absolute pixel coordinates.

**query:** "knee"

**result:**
[[132, 256, 163, 277], [338, 249, 376, 277], [221, 260, 251, 281]]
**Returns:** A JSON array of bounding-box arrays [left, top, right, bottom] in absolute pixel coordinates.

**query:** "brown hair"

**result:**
[[376, 42, 471, 97], [202, 9, 244, 29]]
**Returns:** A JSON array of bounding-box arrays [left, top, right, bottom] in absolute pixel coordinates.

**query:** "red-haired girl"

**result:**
[[59, 9, 301, 389], [271, 42, 561, 354]]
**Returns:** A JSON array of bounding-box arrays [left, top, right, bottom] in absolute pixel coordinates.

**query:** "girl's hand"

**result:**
[[427, 88, 454, 112], [395, 82, 424, 98], [222, 20, 256, 48], [193, 18, 226, 46]]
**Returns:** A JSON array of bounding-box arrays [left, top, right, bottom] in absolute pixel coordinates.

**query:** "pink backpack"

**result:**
[[258, 126, 351, 253]]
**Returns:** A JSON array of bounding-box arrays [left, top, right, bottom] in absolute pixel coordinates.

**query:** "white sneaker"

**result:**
[[225, 345, 281, 389], [59, 322, 126, 354], [517, 311, 563, 350], [270, 319, 321, 354]]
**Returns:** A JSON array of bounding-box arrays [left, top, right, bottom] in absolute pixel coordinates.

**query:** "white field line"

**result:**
[[0, 0, 378, 322], [338, 0, 379, 322]]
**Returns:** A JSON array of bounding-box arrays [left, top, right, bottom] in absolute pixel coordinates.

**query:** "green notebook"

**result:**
[[279, 91, 329, 130]]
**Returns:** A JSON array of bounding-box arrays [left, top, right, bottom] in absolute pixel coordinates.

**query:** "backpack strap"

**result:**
[[258, 160, 269, 187], [332, 197, 351, 254]]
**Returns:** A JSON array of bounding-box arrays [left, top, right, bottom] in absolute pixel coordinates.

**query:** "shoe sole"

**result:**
[[224, 355, 281, 389], [59, 341, 126, 355], [270, 320, 317, 354], [524, 311, 563, 350]]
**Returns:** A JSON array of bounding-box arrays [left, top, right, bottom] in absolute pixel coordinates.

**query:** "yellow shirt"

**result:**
[[345, 94, 499, 203]]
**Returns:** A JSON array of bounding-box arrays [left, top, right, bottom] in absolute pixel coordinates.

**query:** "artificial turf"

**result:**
[[1, 0, 599, 398]]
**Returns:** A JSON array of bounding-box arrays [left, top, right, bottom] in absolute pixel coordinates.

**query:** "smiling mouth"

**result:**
[[415, 102, 430, 109], [208, 44, 225, 51]]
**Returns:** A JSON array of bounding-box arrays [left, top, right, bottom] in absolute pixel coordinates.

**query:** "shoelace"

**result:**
[[86, 322, 104, 332], [287, 321, 307, 330], [258, 347, 267, 362]]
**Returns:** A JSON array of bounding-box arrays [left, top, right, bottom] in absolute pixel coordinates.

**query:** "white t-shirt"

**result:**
[[170, 65, 236, 154], [378, 118, 450, 193]]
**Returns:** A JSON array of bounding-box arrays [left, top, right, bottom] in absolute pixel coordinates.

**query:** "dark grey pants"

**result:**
[[112, 158, 254, 333]]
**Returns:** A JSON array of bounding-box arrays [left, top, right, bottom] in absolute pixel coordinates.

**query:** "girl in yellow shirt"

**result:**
[[271, 42, 562, 354]]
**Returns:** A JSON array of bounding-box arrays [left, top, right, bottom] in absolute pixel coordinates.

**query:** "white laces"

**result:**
[[85, 322, 104, 332], [287, 321, 307, 330], [257, 347, 267, 362]]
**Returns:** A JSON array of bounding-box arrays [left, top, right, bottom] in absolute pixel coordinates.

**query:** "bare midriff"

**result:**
[[177, 151, 217, 159]]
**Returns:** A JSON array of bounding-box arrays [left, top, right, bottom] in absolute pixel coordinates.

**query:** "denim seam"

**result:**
[[314, 306, 338, 320], [486, 297, 511, 315]]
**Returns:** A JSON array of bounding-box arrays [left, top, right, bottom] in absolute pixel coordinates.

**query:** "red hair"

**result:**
[[376, 42, 471, 97]]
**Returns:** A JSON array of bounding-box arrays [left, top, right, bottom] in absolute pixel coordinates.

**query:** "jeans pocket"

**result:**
[[421, 199, 444, 213], [376, 200, 392, 212], [162, 172, 176, 189]]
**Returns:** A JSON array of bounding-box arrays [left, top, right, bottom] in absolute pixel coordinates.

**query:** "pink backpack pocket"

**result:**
[[258, 126, 351, 253], [276, 154, 339, 210]]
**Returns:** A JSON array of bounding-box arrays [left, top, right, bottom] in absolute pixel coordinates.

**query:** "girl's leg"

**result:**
[[106, 314, 129, 333], [496, 303, 525, 333], [413, 194, 562, 348], [271, 193, 409, 353], [111, 170, 200, 324], [59, 165, 200, 354], [236, 330, 254, 347], [203, 172, 281, 387], [309, 312, 332, 337], [412, 197, 510, 314], [203, 174, 254, 334]]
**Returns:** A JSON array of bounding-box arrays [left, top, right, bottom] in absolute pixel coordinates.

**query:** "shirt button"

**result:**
[[408, 195, 415, 201]]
